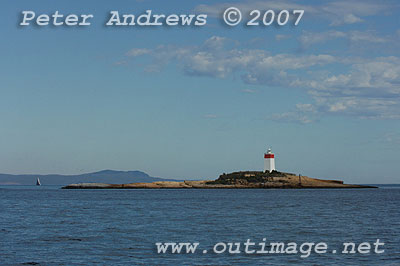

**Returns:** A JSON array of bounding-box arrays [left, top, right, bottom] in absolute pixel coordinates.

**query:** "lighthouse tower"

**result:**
[[264, 148, 276, 173]]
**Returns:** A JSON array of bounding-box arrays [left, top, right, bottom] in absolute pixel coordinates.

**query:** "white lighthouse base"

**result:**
[[264, 159, 275, 173]]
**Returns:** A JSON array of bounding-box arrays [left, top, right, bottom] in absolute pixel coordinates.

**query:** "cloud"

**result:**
[[125, 36, 336, 79], [348, 31, 387, 43], [295, 56, 400, 119], [113, 60, 128, 66], [296, 103, 317, 113], [195, 0, 393, 26], [275, 34, 291, 41], [305, 57, 400, 97], [126, 48, 151, 57], [299, 30, 388, 48], [311, 97, 400, 119], [299, 30, 346, 47], [267, 103, 318, 124], [341, 14, 363, 24], [321, 1, 390, 26], [203, 36, 229, 50], [268, 112, 314, 124], [123, 36, 400, 121]]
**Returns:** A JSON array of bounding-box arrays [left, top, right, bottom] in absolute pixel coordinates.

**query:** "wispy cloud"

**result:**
[[126, 48, 151, 57], [321, 1, 391, 26], [267, 112, 315, 124], [123, 36, 400, 121], [113, 60, 128, 66], [299, 30, 388, 49], [267, 103, 318, 124], [275, 34, 291, 41]]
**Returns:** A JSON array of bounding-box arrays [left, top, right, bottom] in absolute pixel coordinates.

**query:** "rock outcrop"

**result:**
[[62, 171, 376, 189]]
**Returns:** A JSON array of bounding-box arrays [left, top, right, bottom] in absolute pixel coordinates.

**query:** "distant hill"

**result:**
[[0, 170, 178, 185]]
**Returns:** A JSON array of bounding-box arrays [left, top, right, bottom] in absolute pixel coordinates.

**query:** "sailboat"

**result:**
[[36, 178, 41, 186]]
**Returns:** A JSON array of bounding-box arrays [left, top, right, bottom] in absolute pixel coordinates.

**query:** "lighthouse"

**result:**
[[264, 148, 276, 173]]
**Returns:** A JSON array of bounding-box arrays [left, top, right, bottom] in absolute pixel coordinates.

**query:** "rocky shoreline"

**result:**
[[62, 171, 377, 189]]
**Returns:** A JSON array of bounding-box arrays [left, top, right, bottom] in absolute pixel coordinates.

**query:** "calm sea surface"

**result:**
[[1, 186, 399, 265]]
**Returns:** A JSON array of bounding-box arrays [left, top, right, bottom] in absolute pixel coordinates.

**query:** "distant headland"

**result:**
[[0, 170, 177, 185]]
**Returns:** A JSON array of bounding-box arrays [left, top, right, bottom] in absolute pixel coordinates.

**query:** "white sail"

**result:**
[[36, 178, 41, 186]]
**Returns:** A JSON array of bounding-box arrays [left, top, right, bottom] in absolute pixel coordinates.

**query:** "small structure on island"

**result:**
[[264, 148, 276, 173]]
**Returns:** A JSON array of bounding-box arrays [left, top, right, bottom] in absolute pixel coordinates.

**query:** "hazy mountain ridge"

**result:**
[[0, 170, 178, 185]]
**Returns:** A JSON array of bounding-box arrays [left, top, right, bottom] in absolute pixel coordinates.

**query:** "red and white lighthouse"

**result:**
[[264, 148, 276, 173]]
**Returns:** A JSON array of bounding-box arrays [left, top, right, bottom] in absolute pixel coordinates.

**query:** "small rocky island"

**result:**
[[62, 170, 376, 189]]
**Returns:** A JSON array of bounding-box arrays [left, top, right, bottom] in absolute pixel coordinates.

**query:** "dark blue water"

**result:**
[[1, 186, 399, 265]]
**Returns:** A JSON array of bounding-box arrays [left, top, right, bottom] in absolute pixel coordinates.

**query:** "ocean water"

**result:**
[[0, 186, 399, 265]]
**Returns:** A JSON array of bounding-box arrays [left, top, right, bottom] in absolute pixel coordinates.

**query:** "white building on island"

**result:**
[[264, 148, 276, 173]]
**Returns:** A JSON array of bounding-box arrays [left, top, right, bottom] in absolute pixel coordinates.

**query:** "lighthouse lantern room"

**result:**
[[264, 148, 276, 173]]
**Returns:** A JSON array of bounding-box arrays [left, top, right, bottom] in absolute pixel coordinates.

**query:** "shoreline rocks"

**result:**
[[62, 172, 377, 189]]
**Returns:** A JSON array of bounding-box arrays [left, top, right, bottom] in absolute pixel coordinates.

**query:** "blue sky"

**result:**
[[1, 0, 399, 183]]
